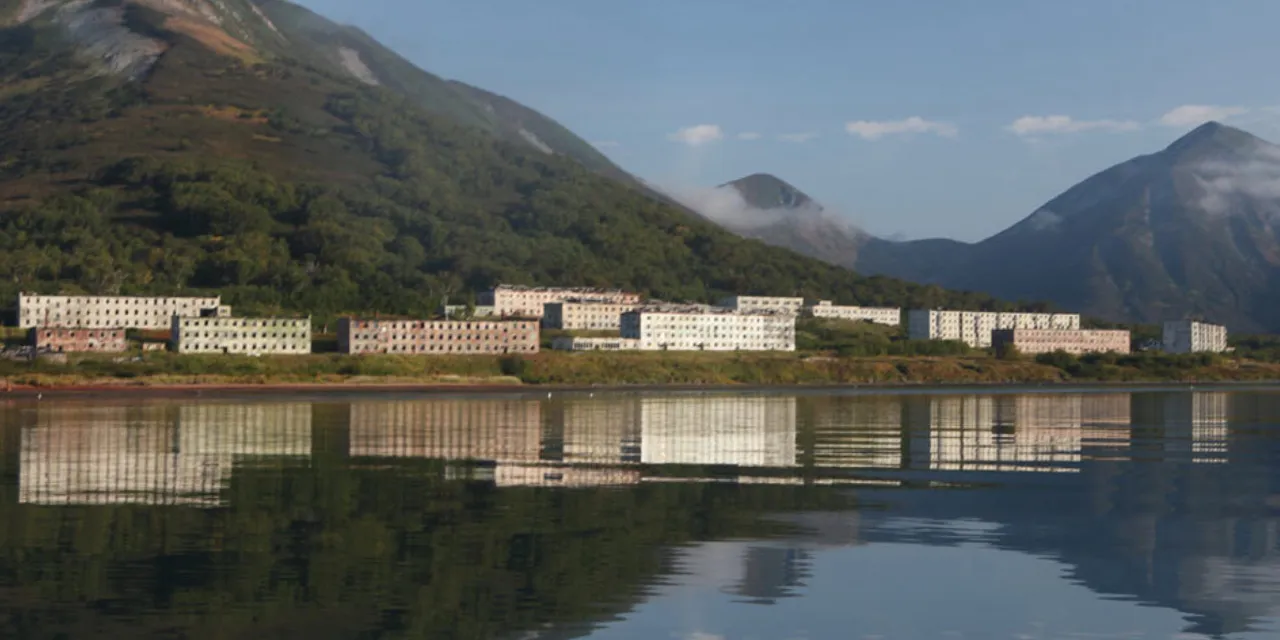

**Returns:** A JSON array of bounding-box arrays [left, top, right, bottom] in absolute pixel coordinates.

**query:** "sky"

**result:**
[[295, 0, 1280, 242]]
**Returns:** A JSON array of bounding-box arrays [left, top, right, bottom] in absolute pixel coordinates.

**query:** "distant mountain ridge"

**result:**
[[709, 123, 1280, 332]]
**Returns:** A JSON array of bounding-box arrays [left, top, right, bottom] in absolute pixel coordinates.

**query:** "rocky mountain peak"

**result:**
[[720, 173, 819, 212], [1163, 120, 1267, 160]]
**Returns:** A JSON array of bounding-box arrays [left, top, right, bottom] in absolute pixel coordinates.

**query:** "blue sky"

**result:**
[[296, 0, 1280, 241]]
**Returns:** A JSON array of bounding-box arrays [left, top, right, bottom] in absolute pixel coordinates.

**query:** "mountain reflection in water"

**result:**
[[1, 389, 1279, 639]]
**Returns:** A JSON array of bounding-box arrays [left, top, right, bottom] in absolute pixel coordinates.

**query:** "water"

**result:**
[[2, 388, 1280, 639]]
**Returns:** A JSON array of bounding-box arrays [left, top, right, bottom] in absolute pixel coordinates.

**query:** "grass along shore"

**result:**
[[2, 350, 1279, 390]]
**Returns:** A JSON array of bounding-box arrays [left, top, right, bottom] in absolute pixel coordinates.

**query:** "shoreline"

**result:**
[[4, 378, 1279, 400]]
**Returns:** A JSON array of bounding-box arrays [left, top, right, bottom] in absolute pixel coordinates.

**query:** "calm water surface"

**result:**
[[2, 388, 1280, 639]]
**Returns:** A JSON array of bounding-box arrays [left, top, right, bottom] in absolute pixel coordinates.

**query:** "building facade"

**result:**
[[478, 285, 641, 319], [338, 318, 539, 355], [18, 293, 225, 330], [805, 301, 901, 326], [621, 305, 795, 351], [32, 328, 128, 353], [907, 310, 1082, 348], [550, 336, 641, 351], [172, 317, 311, 355], [1162, 320, 1229, 354], [718, 295, 806, 315], [542, 299, 640, 330], [992, 329, 1131, 356]]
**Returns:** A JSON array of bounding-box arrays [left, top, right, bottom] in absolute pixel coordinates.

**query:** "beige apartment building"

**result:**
[[478, 285, 641, 319], [992, 329, 1131, 356], [542, 298, 639, 330], [718, 295, 806, 315], [172, 317, 311, 355], [621, 304, 796, 351], [806, 301, 901, 326], [1162, 320, 1229, 354], [907, 309, 1081, 348], [18, 293, 226, 330], [338, 318, 539, 355]]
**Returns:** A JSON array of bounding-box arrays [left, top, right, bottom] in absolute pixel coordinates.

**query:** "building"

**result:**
[[32, 327, 128, 353], [440, 304, 496, 318], [992, 329, 1131, 356], [542, 298, 640, 330], [551, 336, 641, 351], [172, 317, 311, 355], [478, 285, 641, 319], [337, 318, 539, 355], [621, 304, 796, 351], [1163, 320, 1229, 354], [907, 310, 1081, 348], [718, 295, 805, 315], [17, 293, 226, 330], [805, 301, 901, 326]]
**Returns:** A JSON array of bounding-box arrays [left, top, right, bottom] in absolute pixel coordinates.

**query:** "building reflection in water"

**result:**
[[18, 402, 312, 506]]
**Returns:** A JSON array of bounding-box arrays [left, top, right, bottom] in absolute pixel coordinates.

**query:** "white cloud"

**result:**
[[686, 633, 725, 640], [592, 140, 620, 149], [777, 132, 818, 143], [1160, 104, 1249, 127], [737, 131, 762, 140], [1006, 115, 1141, 136], [1190, 145, 1280, 216], [845, 116, 957, 140], [668, 124, 723, 146]]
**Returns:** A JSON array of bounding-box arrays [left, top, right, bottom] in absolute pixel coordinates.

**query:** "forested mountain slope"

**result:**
[[0, 0, 1015, 320]]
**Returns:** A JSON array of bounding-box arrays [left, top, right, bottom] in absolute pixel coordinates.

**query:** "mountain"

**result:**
[[853, 122, 1280, 331], [695, 174, 874, 268], [0, 0, 1016, 320]]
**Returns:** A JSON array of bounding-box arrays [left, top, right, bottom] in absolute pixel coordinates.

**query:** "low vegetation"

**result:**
[[4, 347, 1280, 390]]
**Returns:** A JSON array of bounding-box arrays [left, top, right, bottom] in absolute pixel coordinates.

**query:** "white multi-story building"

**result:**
[[18, 293, 226, 330], [172, 317, 311, 355], [805, 301, 901, 326], [1162, 320, 1228, 354], [478, 285, 641, 319], [907, 310, 1081, 348], [542, 298, 640, 331], [718, 295, 806, 315], [621, 304, 796, 351]]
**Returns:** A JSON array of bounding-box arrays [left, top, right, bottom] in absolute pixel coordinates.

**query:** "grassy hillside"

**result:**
[[0, 12, 1023, 323]]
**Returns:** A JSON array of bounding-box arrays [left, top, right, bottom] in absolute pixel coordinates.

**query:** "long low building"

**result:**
[[33, 327, 128, 353], [338, 318, 539, 355], [992, 329, 1131, 356], [19, 293, 227, 330], [172, 317, 311, 355], [621, 304, 795, 351], [908, 310, 1082, 348], [551, 336, 640, 351], [479, 285, 641, 319], [542, 299, 639, 331], [718, 295, 805, 315], [806, 301, 901, 326]]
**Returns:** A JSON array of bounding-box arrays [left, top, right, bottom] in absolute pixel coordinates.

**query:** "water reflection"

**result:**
[[0, 388, 1277, 639]]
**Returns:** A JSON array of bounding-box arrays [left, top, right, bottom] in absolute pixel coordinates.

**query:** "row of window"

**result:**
[[182, 344, 309, 353], [352, 344, 537, 354], [183, 333, 307, 340], [349, 322, 533, 331], [181, 320, 307, 329]]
